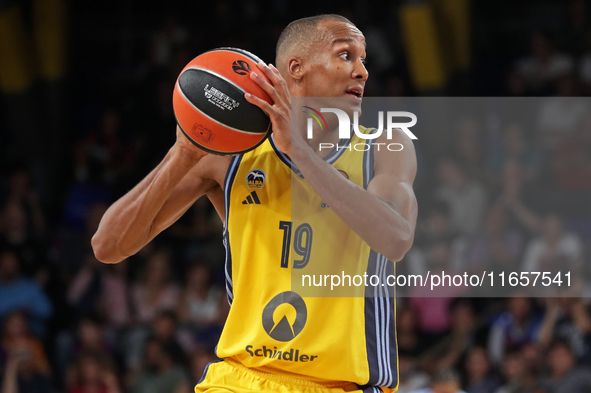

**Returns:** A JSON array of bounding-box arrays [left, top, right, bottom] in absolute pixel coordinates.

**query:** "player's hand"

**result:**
[[174, 125, 209, 161], [245, 62, 296, 156]]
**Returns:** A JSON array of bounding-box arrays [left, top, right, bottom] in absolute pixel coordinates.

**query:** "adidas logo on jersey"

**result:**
[[242, 191, 261, 205]]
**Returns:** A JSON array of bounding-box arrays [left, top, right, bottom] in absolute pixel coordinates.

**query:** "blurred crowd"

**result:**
[[0, 0, 591, 393]]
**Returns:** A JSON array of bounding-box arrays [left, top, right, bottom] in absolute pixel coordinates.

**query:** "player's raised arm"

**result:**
[[246, 58, 418, 262], [91, 126, 225, 264], [294, 129, 418, 262]]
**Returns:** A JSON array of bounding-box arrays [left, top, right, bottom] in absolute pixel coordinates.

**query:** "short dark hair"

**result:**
[[275, 14, 355, 64]]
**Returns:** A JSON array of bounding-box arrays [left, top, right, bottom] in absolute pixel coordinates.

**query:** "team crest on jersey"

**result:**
[[247, 169, 266, 189]]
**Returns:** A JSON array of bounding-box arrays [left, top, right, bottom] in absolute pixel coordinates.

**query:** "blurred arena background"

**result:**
[[1, 0, 591, 392]]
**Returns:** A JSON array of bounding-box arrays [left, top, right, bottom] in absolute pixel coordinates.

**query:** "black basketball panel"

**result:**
[[178, 68, 270, 134], [205, 47, 265, 65]]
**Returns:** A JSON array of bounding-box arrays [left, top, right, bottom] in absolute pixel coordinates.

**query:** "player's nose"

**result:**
[[353, 59, 369, 82]]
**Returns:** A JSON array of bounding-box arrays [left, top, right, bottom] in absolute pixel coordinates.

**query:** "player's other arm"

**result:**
[[293, 129, 418, 262], [91, 126, 220, 264], [245, 62, 418, 261]]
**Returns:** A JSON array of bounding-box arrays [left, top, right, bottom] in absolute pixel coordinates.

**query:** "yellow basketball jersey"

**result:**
[[216, 126, 398, 391]]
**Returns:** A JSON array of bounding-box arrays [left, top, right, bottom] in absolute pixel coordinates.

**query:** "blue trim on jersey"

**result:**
[[196, 359, 223, 385], [356, 385, 383, 393], [364, 251, 398, 388], [363, 135, 398, 389], [268, 128, 353, 177], [268, 134, 291, 168], [223, 155, 243, 305], [362, 128, 379, 189], [364, 252, 380, 385]]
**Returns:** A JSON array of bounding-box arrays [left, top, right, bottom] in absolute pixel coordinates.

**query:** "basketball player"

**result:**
[[92, 14, 417, 393]]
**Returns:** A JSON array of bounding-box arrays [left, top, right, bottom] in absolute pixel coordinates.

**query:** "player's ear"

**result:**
[[287, 57, 304, 81]]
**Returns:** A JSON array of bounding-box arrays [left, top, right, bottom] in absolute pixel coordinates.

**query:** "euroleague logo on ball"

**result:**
[[232, 60, 251, 75]]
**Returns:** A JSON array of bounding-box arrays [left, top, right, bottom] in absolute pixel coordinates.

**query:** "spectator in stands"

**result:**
[[435, 158, 488, 237], [536, 93, 588, 150], [423, 299, 484, 374], [67, 252, 130, 327], [55, 317, 114, 387], [522, 214, 583, 273], [129, 338, 190, 393], [0, 343, 53, 393], [0, 251, 52, 336], [486, 124, 542, 188], [59, 202, 109, 276], [164, 194, 221, 243], [559, 0, 590, 57], [66, 352, 120, 393], [74, 109, 137, 187], [5, 166, 45, 239], [551, 113, 591, 190], [130, 248, 180, 324], [412, 369, 467, 393], [125, 310, 192, 373], [0, 310, 50, 375], [453, 118, 483, 182], [577, 31, 591, 91], [165, 198, 225, 264], [151, 311, 192, 362], [494, 350, 529, 393], [507, 71, 528, 96], [538, 298, 591, 361], [463, 347, 502, 393], [466, 203, 524, 275], [0, 200, 46, 281], [411, 241, 469, 338], [397, 304, 429, 357], [539, 339, 591, 393], [514, 31, 573, 95], [403, 203, 462, 285], [177, 262, 227, 346], [414, 202, 456, 248], [522, 343, 544, 387], [397, 351, 430, 393], [498, 160, 545, 236], [488, 297, 542, 366], [151, 14, 188, 67]]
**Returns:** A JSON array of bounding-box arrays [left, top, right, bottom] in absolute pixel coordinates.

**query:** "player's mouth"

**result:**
[[345, 86, 364, 102]]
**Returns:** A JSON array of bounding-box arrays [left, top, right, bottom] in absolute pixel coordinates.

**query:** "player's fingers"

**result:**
[[257, 62, 288, 97], [244, 92, 276, 116], [249, 71, 280, 104], [269, 64, 289, 97], [268, 63, 281, 78]]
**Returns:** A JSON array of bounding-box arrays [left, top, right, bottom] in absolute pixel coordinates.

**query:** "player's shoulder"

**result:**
[[368, 125, 417, 180]]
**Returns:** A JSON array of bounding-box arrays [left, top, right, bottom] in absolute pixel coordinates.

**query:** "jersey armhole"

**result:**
[[362, 128, 379, 189]]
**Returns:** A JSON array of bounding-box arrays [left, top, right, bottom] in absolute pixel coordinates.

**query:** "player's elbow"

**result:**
[[384, 229, 415, 263], [91, 233, 126, 264]]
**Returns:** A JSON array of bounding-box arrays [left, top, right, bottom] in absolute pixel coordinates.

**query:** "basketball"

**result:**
[[172, 47, 273, 155]]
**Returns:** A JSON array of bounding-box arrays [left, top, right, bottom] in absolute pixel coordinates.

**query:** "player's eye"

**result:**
[[339, 52, 350, 60], [360, 57, 367, 65]]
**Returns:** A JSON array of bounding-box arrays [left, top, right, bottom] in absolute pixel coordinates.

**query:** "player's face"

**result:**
[[301, 21, 368, 106]]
